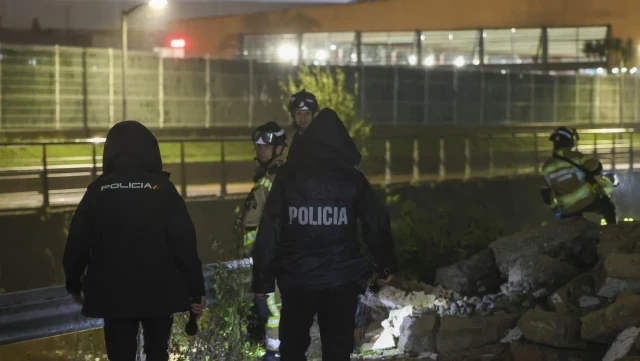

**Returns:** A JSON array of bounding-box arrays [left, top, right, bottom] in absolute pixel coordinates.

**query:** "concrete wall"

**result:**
[[170, 0, 640, 60], [1, 174, 638, 293]]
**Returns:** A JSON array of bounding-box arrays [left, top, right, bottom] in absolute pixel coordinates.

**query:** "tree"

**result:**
[[583, 37, 636, 68], [279, 65, 371, 155]]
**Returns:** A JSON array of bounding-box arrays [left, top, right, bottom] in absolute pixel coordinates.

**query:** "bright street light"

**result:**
[[454, 56, 465, 67], [149, 0, 168, 9], [278, 44, 298, 62], [121, 0, 168, 121]]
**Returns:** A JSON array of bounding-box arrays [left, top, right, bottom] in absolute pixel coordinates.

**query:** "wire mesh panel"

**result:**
[[163, 57, 207, 127]]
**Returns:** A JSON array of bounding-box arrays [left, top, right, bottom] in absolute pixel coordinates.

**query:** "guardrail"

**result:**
[[0, 126, 638, 210], [0, 258, 252, 346]]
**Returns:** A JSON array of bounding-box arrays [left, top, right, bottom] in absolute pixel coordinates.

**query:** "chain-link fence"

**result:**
[[0, 43, 638, 129]]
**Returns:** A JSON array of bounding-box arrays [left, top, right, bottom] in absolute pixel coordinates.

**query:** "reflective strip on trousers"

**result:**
[[266, 292, 280, 328], [244, 230, 257, 247]]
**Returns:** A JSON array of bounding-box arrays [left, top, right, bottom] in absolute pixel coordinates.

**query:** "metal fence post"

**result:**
[[619, 75, 624, 124], [611, 133, 617, 170], [593, 133, 598, 156], [248, 59, 254, 127], [108, 48, 114, 126], [453, 69, 458, 124], [393, 66, 399, 124], [412, 138, 420, 184], [91, 143, 98, 180], [54, 45, 61, 129], [533, 132, 540, 174], [205, 55, 211, 128], [384, 140, 392, 185], [220, 141, 228, 197], [438, 137, 446, 180], [629, 131, 634, 171], [423, 68, 429, 123], [553, 76, 559, 123], [574, 76, 580, 123], [594, 77, 600, 124], [158, 55, 164, 128], [488, 134, 494, 177], [180, 141, 187, 198], [505, 70, 511, 122], [479, 68, 485, 124], [464, 137, 470, 179], [511, 133, 517, 176], [530, 73, 536, 123], [42, 145, 50, 208]]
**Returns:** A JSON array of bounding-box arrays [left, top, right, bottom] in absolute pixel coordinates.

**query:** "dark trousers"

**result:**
[[279, 282, 361, 361], [564, 195, 617, 224], [103, 315, 173, 361]]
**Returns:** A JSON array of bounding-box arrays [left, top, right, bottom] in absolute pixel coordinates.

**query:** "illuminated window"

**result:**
[[243, 34, 299, 64], [548, 26, 607, 63], [301, 32, 356, 66], [484, 28, 541, 64], [421, 30, 479, 67], [361, 32, 417, 66]]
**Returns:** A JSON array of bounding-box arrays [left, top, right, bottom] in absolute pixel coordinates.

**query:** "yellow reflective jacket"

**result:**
[[237, 157, 284, 256], [540, 148, 609, 214]]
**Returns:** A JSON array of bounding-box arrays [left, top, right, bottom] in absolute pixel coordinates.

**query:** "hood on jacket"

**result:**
[[287, 108, 361, 167], [102, 120, 163, 175]]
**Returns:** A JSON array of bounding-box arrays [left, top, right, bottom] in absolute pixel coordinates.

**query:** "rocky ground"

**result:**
[[316, 217, 640, 361]]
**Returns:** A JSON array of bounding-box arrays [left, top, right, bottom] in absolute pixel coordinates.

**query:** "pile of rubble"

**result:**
[[354, 218, 640, 361]]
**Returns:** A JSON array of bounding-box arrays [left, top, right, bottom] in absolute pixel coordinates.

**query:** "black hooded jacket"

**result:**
[[251, 108, 398, 294], [62, 121, 205, 319]]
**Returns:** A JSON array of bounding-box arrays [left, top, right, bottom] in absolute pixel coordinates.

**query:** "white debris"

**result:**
[[533, 288, 549, 298], [381, 306, 414, 338], [372, 329, 396, 350], [549, 293, 563, 305], [500, 327, 523, 343], [602, 327, 640, 361]]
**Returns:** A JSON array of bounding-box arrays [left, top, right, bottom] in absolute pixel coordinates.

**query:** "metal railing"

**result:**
[[0, 126, 638, 210], [0, 258, 252, 346], [0, 43, 638, 130]]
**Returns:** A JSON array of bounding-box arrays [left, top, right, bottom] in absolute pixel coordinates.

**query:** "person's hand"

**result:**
[[377, 274, 394, 287], [255, 293, 268, 300], [71, 293, 84, 305], [191, 297, 206, 316]]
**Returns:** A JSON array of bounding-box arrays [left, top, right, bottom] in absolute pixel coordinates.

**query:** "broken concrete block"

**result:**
[[602, 327, 640, 361], [581, 295, 640, 343], [436, 314, 518, 353], [500, 327, 523, 343], [397, 312, 439, 354], [517, 308, 585, 348], [598, 223, 640, 260], [508, 254, 580, 289], [381, 306, 414, 338], [605, 253, 640, 280], [489, 217, 598, 276], [434, 248, 502, 296], [373, 328, 396, 350]]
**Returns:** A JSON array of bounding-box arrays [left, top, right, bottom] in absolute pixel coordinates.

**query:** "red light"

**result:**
[[170, 39, 186, 48]]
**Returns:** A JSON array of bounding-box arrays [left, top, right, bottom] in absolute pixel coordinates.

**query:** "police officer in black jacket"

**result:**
[[62, 121, 206, 361], [251, 108, 398, 361]]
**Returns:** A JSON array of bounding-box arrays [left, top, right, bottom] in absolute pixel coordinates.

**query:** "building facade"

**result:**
[[169, 0, 640, 71]]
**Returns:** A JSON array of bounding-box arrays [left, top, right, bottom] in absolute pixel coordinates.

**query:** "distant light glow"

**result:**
[[511, 28, 516, 33], [448, 34, 453, 40], [622, 67, 628, 73], [472, 58, 480, 65], [351, 53, 357, 61], [596, 67, 605, 75], [423, 55, 435, 66], [89, 137, 106, 143], [408, 54, 418, 65], [631, 67, 638, 74], [420, 35, 426, 41], [501, 69, 507, 74], [170, 39, 185, 48], [454, 56, 465, 67], [483, 32, 487, 38], [278, 44, 298, 61], [148, 0, 167, 9], [315, 50, 328, 61], [330, 44, 337, 50], [612, 68, 620, 74]]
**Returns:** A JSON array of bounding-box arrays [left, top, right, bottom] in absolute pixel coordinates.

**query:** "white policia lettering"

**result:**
[[289, 206, 349, 225], [100, 182, 153, 191]]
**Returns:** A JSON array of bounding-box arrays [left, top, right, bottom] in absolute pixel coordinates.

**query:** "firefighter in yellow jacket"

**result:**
[[235, 121, 286, 361], [540, 127, 617, 224]]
